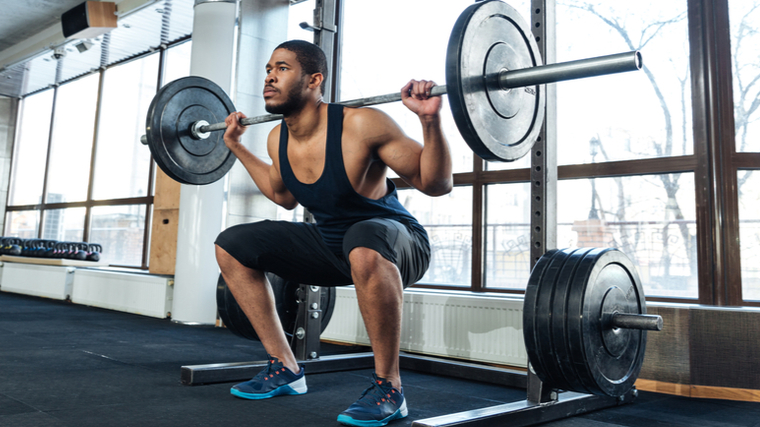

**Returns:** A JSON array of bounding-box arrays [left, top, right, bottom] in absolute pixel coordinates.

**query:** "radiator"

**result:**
[[321, 287, 528, 367], [71, 269, 174, 319], [0, 263, 75, 300]]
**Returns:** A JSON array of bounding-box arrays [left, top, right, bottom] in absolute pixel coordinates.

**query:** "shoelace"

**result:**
[[356, 379, 398, 407], [253, 357, 288, 382]]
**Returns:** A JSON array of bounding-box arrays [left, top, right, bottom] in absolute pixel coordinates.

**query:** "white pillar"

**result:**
[[171, 0, 238, 325]]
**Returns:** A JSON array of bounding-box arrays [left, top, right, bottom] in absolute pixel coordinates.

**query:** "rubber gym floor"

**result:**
[[1, 291, 759, 427]]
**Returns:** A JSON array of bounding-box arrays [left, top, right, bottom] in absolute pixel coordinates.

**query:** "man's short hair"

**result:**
[[275, 40, 329, 95]]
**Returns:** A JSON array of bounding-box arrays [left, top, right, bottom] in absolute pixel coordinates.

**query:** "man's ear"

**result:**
[[308, 72, 324, 90]]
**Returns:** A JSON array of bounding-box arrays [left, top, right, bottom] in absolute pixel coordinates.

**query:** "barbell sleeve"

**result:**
[[499, 51, 642, 89], [610, 313, 663, 331]]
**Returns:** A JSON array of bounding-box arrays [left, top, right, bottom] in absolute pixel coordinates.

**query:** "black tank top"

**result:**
[[278, 103, 424, 253]]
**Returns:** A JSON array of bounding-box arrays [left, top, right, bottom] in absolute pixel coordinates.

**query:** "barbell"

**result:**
[[523, 247, 660, 397], [217, 247, 661, 398], [216, 273, 336, 341], [141, 0, 643, 185]]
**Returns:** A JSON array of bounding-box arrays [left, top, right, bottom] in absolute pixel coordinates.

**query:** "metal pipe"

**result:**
[[610, 313, 663, 331], [138, 50, 641, 144]]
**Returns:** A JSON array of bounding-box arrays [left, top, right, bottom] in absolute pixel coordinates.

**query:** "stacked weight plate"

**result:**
[[523, 247, 648, 397], [216, 273, 336, 341]]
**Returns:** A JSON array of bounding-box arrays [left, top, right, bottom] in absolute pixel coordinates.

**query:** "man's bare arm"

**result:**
[[223, 112, 298, 209], [374, 80, 453, 196]]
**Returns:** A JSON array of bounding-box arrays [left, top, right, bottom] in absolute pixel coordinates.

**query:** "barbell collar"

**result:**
[[191, 120, 211, 139], [500, 51, 642, 90], [610, 312, 663, 331]]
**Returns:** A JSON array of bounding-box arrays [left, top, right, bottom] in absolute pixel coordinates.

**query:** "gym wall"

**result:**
[[640, 305, 760, 400]]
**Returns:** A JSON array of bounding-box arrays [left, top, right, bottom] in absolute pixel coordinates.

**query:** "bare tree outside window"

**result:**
[[730, 0, 760, 301], [731, 1, 760, 154], [556, 1, 698, 299]]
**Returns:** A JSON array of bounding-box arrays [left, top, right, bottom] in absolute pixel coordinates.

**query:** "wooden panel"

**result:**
[[691, 385, 760, 402], [153, 168, 181, 210], [149, 208, 179, 275], [639, 306, 691, 384], [636, 379, 760, 403], [86, 2, 117, 29], [635, 379, 691, 397], [0, 255, 108, 267]]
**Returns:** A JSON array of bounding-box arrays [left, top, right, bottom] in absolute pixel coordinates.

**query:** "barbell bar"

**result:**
[[142, 50, 641, 141], [141, 1, 644, 185]]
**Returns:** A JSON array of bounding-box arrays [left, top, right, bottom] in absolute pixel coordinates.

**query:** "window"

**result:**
[[730, 0, 760, 303], [8, 90, 54, 207], [89, 205, 147, 266], [340, 0, 481, 174], [41, 208, 86, 242], [557, 1, 692, 164], [729, 1, 760, 153], [92, 54, 158, 201], [5, 211, 39, 239], [738, 170, 760, 301], [402, 186, 473, 287], [45, 73, 99, 204], [5, 37, 189, 268], [557, 173, 698, 299], [288, 0, 316, 41], [163, 40, 193, 85], [485, 183, 532, 290]]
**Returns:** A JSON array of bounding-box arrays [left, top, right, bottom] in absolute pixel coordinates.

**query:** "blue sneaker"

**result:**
[[337, 374, 408, 427], [230, 355, 307, 399]]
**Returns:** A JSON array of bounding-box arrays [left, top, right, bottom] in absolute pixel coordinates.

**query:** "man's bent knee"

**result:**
[[349, 247, 398, 283], [215, 244, 235, 268]]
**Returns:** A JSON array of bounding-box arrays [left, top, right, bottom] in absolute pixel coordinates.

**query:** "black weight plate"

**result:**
[[524, 249, 565, 387], [549, 248, 594, 393], [145, 76, 237, 185], [531, 250, 569, 388], [216, 273, 336, 341], [566, 248, 647, 397], [446, 0, 545, 162]]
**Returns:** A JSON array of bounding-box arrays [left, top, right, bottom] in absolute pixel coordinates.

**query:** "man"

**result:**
[[215, 40, 452, 427]]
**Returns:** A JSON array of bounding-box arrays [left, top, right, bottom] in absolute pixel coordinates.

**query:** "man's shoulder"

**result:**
[[342, 105, 395, 133]]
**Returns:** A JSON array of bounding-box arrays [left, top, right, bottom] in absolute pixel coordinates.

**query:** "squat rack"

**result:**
[[180, 1, 643, 426]]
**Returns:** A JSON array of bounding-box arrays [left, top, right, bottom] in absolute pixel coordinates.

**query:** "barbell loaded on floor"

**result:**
[[217, 247, 662, 399], [141, 0, 643, 185], [524, 247, 662, 398], [216, 273, 336, 342]]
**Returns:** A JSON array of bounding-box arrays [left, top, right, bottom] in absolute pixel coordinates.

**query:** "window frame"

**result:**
[[340, 0, 755, 306], [5, 36, 191, 269]]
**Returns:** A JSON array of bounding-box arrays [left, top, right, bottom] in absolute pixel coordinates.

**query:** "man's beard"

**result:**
[[265, 78, 308, 115]]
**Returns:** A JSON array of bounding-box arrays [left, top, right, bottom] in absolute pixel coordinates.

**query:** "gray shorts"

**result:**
[[214, 218, 430, 288]]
